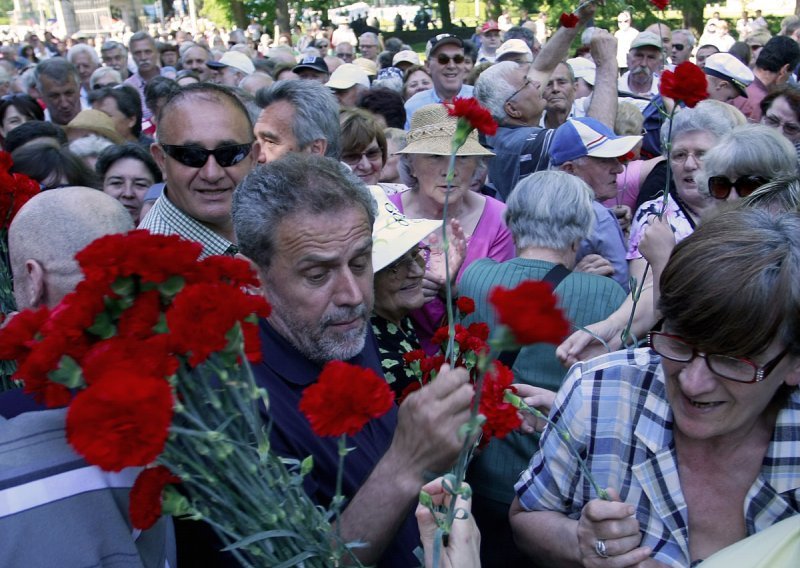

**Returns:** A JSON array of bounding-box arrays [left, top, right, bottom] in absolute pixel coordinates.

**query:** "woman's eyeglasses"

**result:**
[[386, 246, 430, 276], [707, 175, 767, 199]]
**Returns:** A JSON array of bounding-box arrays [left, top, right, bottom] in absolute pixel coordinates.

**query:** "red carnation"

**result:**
[[650, 0, 670, 9], [66, 372, 173, 471], [659, 61, 708, 108], [190, 255, 260, 288], [479, 361, 521, 444], [130, 465, 182, 530], [489, 280, 570, 346], [456, 296, 475, 316], [299, 361, 394, 437], [117, 289, 163, 339], [81, 336, 178, 385], [430, 325, 450, 346], [446, 97, 498, 136], [559, 13, 579, 28], [402, 349, 426, 364], [0, 307, 50, 361], [467, 322, 490, 342]]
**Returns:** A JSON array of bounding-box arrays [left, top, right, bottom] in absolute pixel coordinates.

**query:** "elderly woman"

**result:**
[[369, 188, 441, 399], [340, 108, 389, 187], [393, 103, 514, 352], [558, 102, 742, 366], [461, 170, 627, 568], [96, 143, 162, 224], [760, 85, 800, 165], [403, 65, 434, 101], [512, 208, 800, 567]]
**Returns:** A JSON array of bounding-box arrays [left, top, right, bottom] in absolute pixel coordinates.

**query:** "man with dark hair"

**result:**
[[232, 153, 472, 567], [124, 32, 160, 132], [89, 84, 150, 146], [253, 79, 341, 163], [733, 36, 800, 121], [33, 58, 84, 125], [139, 83, 257, 258], [357, 87, 406, 129]]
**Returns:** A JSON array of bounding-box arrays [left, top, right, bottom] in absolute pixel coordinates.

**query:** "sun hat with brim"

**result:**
[[566, 57, 596, 86], [704, 53, 754, 97], [369, 186, 442, 273], [353, 57, 378, 77], [325, 63, 370, 89], [630, 31, 663, 51], [396, 104, 495, 157], [549, 117, 641, 166], [393, 50, 421, 67], [65, 109, 125, 145], [206, 51, 255, 75]]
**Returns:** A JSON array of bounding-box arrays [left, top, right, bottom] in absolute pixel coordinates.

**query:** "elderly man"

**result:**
[[34, 58, 83, 126], [66, 44, 99, 105], [325, 63, 371, 107], [207, 50, 255, 86], [404, 34, 474, 129], [179, 43, 212, 82], [335, 41, 355, 62], [474, 2, 616, 201], [511, 209, 800, 567], [549, 117, 640, 291], [232, 154, 473, 566], [358, 32, 380, 62], [732, 36, 800, 122], [703, 53, 754, 103], [619, 31, 663, 99], [140, 83, 256, 257], [253, 79, 340, 164], [541, 62, 577, 129], [100, 40, 129, 80], [124, 32, 160, 127], [292, 55, 329, 83], [670, 29, 695, 65], [0, 188, 175, 567]]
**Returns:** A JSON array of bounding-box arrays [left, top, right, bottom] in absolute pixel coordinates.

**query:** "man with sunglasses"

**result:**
[[140, 83, 256, 258], [403, 34, 474, 129], [512, 208, 800, 567]]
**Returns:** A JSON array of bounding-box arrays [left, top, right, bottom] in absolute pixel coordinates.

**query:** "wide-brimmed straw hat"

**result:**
[[397, 104, 494, 157], [369, 186, 441, 273]]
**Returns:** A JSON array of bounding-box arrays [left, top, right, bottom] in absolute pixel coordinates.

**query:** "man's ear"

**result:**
[[559, 161, 576, 175], [150, 141, 167, 176], [504, 100, 521, 120], [22, 259, 46, 309], [306, 138, 328, 157]]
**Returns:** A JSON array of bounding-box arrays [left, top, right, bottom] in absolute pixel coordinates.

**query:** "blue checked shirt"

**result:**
[[515, 348, 800, 567]]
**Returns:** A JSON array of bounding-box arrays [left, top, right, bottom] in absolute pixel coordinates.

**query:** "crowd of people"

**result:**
[[2, 3, 800, 567]]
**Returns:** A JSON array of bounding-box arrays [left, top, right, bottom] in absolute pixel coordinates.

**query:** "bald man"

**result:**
[[9, 186, 133, 310], [1, 187, 174, 568]]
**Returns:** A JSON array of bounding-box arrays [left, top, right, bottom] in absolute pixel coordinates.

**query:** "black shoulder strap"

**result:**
[[497, 264, 571, 370]]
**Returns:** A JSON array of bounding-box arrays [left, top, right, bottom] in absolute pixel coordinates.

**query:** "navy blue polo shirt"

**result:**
[[253, 319, 421, 567]]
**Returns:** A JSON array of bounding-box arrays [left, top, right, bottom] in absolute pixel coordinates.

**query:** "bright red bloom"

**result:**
[[299, 361, 394, 437], [467, 322, 490, 342], [559, 13, 579, 28], [66, 372, 173, 471], [130, 465, 182, 530], [456, 296, 475, 316], [81, 336, 178, 385], [446, 97, 498, 136], [189, 255, 260, 288], [117, 289, 163, 339], [402, 349, 426, 364], [479, 361, 521, 444], [166, 283, 270, 366], [489, 280, 570, 345], [650, 0, 669, 9], [430, 325, 450, 346], [0, 152, 40, 230], [659, 61, 708, 108], [0, 307, 50, 361]]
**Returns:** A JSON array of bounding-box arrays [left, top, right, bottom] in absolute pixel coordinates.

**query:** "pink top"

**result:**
[[390, 192, 515, 353], [602, 159, 643, 211]]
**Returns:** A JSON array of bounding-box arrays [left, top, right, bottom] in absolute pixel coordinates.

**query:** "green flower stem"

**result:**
[[504, 391, 609, 501], [442, 152, 457, 364], [620, 263, 650, 347], [333, 434, 347, 544]]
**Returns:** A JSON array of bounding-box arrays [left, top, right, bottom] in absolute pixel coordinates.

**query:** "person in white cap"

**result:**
[[619, 30, 663, 98], [703, 52, 754, 103], [206, 51, 255, 87], [567, 56, 596, 98], [325, 63, 371, 107], [495, 39, 533, 64], [392, 49, 421, 72]]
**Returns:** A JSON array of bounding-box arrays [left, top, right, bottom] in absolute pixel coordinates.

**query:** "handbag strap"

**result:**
[[497, 264, 571, 369]]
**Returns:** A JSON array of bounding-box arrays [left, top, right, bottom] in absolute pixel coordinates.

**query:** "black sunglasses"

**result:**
[[672, 43, 685, 51], [436, 53, 465, 65], [707, 175, 767, 199], [160, 142, 253, 168]]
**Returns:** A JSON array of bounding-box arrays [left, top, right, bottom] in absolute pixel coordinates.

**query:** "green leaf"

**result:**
[[48, 355, 84, 389], [158, 275, 185, 296], [87, 310, 115, 339], [300, 455, 313, 476], [110, 276, 134, 296]]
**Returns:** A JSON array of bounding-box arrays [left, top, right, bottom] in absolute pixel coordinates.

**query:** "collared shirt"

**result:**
[[516, 348, 800, 568], [252, 320, 421, 567], [404, 84, 475, 129], [577, 201, 630, 292], [138, 189, 237, 258], [123, 72, 154, 123], [483, 125, 553, 201]]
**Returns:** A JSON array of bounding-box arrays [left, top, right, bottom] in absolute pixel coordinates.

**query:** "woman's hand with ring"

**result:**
[[576, 488, 651, 566]]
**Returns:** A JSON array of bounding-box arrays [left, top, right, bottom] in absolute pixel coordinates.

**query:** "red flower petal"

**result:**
[[489, 280, 570, 345], [456, 296, 475, 316], [478, 361, 521, 445], [446, 97, 498, 136], [650, 0, 670, 10], [129, 465, 181, 530], [559, 13, 579, 28], [299, 361, 394, 437], [659, 61, 708, 108]]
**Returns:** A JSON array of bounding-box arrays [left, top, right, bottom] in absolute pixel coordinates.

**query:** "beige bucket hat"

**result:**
[[397, 103, 495, 157]]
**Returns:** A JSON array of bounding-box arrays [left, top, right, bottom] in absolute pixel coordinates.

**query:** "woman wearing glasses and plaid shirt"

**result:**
[[511, 208, 800, 568]]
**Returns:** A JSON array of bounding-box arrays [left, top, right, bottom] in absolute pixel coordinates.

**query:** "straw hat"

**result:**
[[397, 104, 494, 157], [65, 109, 125, 144], [369, 186, 441, 273]]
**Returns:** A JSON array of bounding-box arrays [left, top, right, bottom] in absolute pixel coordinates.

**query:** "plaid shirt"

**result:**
[[138, 189, 237, 258], [515, 348, 800, 567]]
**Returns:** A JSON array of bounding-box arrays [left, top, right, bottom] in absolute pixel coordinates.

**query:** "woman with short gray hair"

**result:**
[[460, 170, 626, 566]]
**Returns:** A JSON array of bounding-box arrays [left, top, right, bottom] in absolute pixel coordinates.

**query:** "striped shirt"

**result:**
[[138, 190, 237, 258], [515, 348, 800, 567]]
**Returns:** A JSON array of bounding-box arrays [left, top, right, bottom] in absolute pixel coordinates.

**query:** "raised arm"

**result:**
[[585, 29, 619, 128], [532, 2, 598, 77]]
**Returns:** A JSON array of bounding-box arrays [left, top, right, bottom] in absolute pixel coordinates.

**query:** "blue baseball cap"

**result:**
[[549, 117, 642, 166]]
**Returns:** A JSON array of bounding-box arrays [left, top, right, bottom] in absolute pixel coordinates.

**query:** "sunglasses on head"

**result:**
[[436, 53, 465, 65], [160, 142, 253, 168], [707, 175, 767, 199]]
